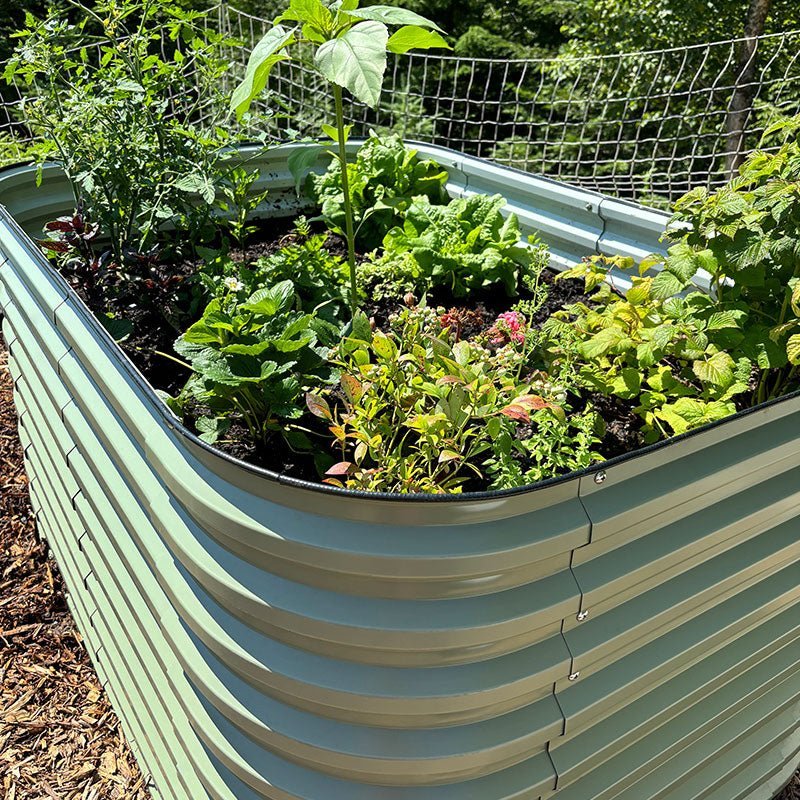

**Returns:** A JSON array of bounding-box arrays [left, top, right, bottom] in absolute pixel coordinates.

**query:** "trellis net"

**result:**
[[2, 1, 800, 206]]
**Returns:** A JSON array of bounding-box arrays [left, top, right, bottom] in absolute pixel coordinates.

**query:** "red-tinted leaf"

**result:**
[[513, 394, 552, 411], [437, 375, 464, 385], [500, 394, 553, 421], [44, 219, 75, 233], [305, 392, 332, 420], [37, 239, 71, 253], [325, 461, 354, 476], [340, 373, 363, 405], [499, 405, 530, 422]]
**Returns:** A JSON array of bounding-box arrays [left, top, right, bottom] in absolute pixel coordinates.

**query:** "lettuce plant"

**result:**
[[308, 132, 449, 249], [363, 194, 540, 297], [229, 0, 449, 317]]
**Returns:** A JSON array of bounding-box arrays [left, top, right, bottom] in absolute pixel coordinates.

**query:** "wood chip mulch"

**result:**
[[782, 775, 800, 800], [0, 346, 152, 800], [0, 340, 798, 799]]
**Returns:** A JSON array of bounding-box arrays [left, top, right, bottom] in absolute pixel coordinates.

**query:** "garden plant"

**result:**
[[7, 0, 800, 494]]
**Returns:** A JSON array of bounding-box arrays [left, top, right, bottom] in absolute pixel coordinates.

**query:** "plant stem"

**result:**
[[153, 350, 193, 371], [776, 262, 800, 326], [333, 84, 358, 319]]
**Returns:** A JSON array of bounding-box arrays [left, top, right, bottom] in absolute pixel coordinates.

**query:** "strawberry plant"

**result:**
[[229, 0, 450, 317], [168, 280, 337, 449]]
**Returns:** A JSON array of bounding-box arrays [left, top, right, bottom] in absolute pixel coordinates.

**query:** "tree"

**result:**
[[725, 0, 773, 176]]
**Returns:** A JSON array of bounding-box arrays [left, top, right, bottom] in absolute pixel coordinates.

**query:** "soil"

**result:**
[[0, 347, 152, 799], [47, 216, 648, 487]]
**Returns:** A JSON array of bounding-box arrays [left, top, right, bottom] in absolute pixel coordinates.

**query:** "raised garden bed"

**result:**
[[0, 346, 151, 799], [1, 144, 799, 800]]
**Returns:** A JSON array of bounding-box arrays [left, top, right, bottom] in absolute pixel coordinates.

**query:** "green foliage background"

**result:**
[[7, 0, 794, 64]]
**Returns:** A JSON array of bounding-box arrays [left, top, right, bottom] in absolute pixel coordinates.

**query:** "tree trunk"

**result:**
[[724, 0, 772, 178]]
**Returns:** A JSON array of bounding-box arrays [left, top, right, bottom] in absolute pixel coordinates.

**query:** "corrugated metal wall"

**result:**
[[1, 147, 799, 800]]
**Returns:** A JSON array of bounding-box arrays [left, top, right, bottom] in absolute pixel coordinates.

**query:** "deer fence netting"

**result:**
[[2, 2, 799, 206]]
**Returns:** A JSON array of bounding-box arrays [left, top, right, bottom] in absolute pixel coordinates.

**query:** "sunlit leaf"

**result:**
[[347, 6, 443, 31], [387, 26, 449, 54], [313, 21, 388, 108], [692, 350, 735, 387], [230, 25, 295, 119], [787, 333, 800, 365]]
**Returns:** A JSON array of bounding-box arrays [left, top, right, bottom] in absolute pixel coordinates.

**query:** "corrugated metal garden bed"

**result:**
[[1, 145, 799, 800]]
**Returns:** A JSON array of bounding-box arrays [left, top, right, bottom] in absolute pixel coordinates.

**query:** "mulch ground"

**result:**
[[782, 776, 800, 800], [0, 347, 152, 800], [0, 343, 798, 799]]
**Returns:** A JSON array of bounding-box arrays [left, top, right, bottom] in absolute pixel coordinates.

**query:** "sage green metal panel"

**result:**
[[1, 152, 799, 800], [555, 563, 800, 731], [549, 637, 800, 798], [549, 606, 800, 768], [609, 690, 800, 800], [563, 520, 800, 677], [0, 163, 75, 233], [734, 734, 800, 800], [566, 467, 800, 620], [24, 463, 192, 800]]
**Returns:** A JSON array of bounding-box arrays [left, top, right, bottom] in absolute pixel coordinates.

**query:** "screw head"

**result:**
[[593, 470, 607, 485], [568, 671, 581, 682], [576, 610, 590, 621]]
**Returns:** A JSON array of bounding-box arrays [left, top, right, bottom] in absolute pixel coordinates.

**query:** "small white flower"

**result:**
[[223, 276, 243, 292]]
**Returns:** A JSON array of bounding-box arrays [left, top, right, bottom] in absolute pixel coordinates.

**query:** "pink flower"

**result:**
[[490, 311, 526, 344]]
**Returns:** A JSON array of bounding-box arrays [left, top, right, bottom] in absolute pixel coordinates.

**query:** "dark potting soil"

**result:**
[[48, 215, 645, 487], [60, 256, 194, 395]]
